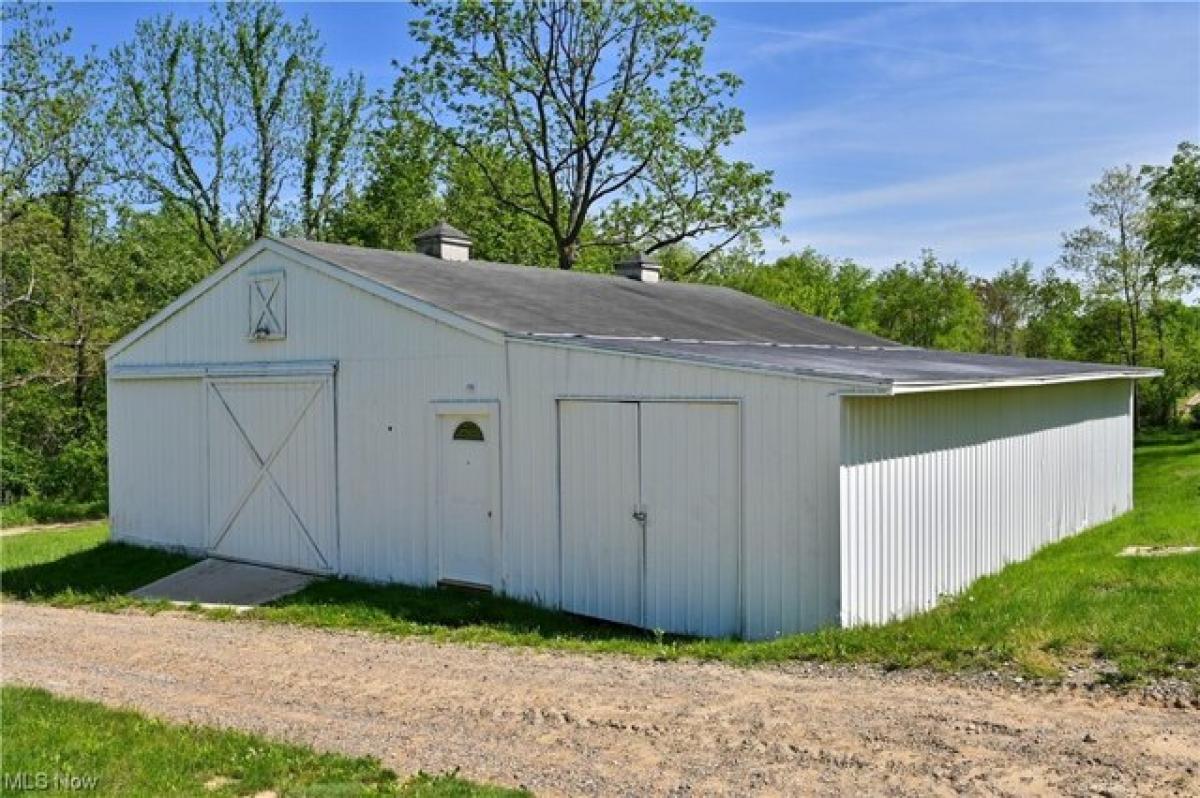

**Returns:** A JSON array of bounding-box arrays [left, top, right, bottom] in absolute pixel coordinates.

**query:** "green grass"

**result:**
[[0, 685, 524, 797], [1, 523, 196, 610], [3, 433, 1197, 683], [0, 497, 107, 528]]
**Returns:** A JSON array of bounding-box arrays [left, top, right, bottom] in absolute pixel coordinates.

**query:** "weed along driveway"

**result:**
[[4, 602, 1198, 797]]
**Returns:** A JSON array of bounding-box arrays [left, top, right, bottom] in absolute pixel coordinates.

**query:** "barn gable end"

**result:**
[[107, 243, 506, 587]]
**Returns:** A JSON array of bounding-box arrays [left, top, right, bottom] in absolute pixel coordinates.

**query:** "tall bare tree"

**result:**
[[300, 67, 366, 240], [111, 1, 365, 263]]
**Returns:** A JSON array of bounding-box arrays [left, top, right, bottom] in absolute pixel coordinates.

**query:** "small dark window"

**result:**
[[452, 420, 484, 441]]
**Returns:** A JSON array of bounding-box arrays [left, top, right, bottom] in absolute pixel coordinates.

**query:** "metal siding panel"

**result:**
[[641, 402, 740, 637], [840, 380, 1135, 625], [505, 340, 844, 639], [558, 401, 642, 626], [107, 378, 206, 550], [109, 249, 505, 585]]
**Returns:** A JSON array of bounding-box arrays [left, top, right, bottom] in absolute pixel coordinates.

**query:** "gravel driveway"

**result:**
[[3, 602, 1197, 797]]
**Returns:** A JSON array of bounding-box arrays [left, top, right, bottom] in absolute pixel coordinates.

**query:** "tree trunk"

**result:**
[[59, 167, 90, 434], [556, 240, 577, 270]]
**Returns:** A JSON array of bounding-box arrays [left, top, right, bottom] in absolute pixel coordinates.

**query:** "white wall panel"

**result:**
[[839, 379, 1134, 626], [558, 401, 643, 626], [641, 401, 741, 637], [107, 377, 206, 550], [505, 340, 847, 639], [110, 249, 504, 586]]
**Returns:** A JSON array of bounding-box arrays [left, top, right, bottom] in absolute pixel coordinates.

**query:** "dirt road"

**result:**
[[3, 602, 1197, 797]]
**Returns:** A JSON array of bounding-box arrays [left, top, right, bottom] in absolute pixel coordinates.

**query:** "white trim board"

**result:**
[[109, 360, 338, 380]]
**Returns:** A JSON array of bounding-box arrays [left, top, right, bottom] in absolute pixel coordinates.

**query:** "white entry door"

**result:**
[[206, 377, 337, 572], [436, 412, 497, 588], [558, 400, 741, 636]]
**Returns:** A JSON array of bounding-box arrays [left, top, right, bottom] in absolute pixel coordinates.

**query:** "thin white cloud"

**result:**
[[753, 28, 1046, 74], [785, 155, 1073, 221]]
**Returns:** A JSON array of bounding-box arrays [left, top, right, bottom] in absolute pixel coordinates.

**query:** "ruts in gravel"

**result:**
[[2, 602, 1197, 797]]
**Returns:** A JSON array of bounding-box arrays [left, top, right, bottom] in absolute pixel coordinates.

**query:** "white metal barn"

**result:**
[[105, 226, 1157, 638]]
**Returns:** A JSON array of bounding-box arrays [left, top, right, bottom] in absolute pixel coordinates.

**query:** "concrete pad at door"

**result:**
[[130, 559, 317, 608]]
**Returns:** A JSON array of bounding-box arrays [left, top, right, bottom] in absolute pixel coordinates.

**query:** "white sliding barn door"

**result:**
[[558, 401, 642, 626], [206, 377, 337, 572], [558, 400, 741, 637]]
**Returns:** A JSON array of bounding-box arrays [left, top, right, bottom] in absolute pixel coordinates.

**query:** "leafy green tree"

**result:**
[[0, 2, 97, 225], [2, 1, 112, 433], [326, 107, 441, 251], [1150, 302, 1200, 423], [300, 67, 367, 239], [1143, 141, 1200, 280], [1060, 166, 1153, 367], [397, 0, 786, 270], [1023, 267, 1082, 360], [1, 96, 113, 503], [442, 143, 558, 267], [1060, 164, 1196, 424], [873, 251, 984, 351], [706, 248, 877, 331], [975, 261, 1037, 355]]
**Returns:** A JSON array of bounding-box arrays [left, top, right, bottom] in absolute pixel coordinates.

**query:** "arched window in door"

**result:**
[[452, 420, 485, 441]]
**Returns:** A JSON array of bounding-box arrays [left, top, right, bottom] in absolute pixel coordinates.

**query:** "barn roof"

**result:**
[[276, 239, 1157, 390], [107, 237, 1157, 391], [277, 238, 888, 347]]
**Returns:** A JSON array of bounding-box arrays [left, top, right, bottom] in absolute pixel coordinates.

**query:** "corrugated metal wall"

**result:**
[[839, 379, 1134, 626], [110, 247, 848, 638], [107, 377, 206, 550], [505, 340, 847, 639], [109, 248, 504, 585]]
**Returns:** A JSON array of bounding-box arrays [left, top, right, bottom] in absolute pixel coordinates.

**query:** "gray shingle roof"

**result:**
[[276, 238, 1158, 388], [278, 238, 889, 346], [538, 337, 1155, 388]]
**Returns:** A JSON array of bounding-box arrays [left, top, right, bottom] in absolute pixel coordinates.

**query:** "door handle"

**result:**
[[632, 507, 648, 524]]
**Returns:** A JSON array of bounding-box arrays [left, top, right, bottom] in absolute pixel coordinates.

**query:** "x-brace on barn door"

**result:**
[[206, 376, 337, 573]]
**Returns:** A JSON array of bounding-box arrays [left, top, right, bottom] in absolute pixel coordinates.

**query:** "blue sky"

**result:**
[[55, 2, 1200, 276]]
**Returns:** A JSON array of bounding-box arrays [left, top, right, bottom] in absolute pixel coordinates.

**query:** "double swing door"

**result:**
[[558, 400, 740, 637]]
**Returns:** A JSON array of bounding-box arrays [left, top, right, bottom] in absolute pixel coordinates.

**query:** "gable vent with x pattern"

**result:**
[[248, 273, 286, 340]]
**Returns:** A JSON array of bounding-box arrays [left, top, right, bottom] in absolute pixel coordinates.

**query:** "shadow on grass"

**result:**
[[2, 542, 197, 603], [1135, 429, 1200, 448], [263, 577, 667, 646], [1, 532, 666, 647]]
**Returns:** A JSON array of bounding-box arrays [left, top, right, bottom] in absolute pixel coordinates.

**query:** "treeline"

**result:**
[[1, 1, 1197, 511]]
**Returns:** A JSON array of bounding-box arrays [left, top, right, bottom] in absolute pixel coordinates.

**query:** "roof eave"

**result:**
[[889, 369, 1161, 394]]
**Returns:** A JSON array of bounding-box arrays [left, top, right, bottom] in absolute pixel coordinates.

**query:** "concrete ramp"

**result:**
[[130, 559, 317, 609]]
